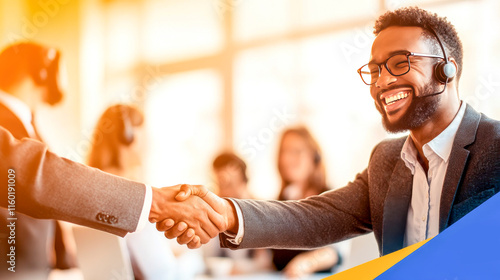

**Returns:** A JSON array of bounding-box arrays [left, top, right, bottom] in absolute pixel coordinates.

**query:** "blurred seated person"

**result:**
[[88, 104, 177, 279], [273, 126, 342, 278], [203, 152, 272, 275], [0, 41, 75, 279]]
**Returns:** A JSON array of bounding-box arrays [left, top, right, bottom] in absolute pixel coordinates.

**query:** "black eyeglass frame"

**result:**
[[357, 52, 444, 85]]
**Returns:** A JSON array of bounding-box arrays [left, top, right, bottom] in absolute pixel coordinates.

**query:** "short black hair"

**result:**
[[374, 6, 464, 82]]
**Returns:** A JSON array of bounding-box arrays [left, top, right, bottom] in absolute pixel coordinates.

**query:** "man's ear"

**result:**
[[446, 57, 460, 95], [448, 57, 458, 74]]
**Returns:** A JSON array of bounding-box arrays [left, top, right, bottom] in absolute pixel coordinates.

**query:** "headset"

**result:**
[[420, 28, 457, 97], [37, 48, 57, 82], [36, 47, 64, 105], [428, 27, 457, 84], [313, 152, 321, 165], [118, 105, 135, 145]]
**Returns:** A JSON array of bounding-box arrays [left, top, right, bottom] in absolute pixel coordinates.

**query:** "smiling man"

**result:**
[[161, 7, 500, 256]]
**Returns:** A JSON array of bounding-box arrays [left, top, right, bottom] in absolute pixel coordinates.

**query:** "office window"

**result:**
[[141, 0, 224, 63], [233, 0, 292, 42], [145, 69, 223, 187], [296, 0, 378, 28], [104, 1, 140, 72]]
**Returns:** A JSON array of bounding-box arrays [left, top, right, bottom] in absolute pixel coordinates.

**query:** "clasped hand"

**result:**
[[149, 184, 236, 249]]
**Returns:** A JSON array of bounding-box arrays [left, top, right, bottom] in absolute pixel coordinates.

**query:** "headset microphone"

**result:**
[[417, 27, 456, 98]]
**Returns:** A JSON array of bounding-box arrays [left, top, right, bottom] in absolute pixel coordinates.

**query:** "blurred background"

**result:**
[[1, 0, 499, 278]]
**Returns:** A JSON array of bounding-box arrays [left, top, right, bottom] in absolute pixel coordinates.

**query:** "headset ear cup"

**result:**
[[121, 119, 134, 145], [119, 107, 135, 145], [434, 61, 456, 83], [38, 69, 47, 83], [38, 48, 56, 84], [443, 62, 456, 80]]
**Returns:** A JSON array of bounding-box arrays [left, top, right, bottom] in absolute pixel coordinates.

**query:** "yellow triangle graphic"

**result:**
[[323, 238, 431, 280]]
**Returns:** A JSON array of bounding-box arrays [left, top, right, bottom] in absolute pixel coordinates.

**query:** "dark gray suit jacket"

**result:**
[[220, 105, 500, 256], [0, 125, 146, 237]]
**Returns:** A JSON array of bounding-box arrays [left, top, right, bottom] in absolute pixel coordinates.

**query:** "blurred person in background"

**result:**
[[88, 104, 181, 279], [272, 126, 342, 278], [0, 41, 76, 279], [88, 105, 146, 182], [203, 152, 272, 276]]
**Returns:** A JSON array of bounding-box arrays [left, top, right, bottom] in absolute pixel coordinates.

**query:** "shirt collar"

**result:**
[[0, 90, 34, 134], [401, 136, 418, 174], [401, 102, 467, 173]]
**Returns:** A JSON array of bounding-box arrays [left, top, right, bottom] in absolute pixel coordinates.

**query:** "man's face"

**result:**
[[214, 165, 246, 198], [369, 26, 443, 133]]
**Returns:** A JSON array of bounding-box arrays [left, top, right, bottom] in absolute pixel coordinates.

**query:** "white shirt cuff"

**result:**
[[224, 198, 244, 245], [135, 184, 153, 232]]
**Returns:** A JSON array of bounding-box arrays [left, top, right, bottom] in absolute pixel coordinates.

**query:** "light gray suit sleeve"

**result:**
[[0, 126, 146, 237], [220, 170, 373, 250]]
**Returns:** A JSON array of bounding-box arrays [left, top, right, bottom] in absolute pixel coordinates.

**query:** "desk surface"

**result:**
[[196, 272, 331, 280], [50, 269, 331, 280]]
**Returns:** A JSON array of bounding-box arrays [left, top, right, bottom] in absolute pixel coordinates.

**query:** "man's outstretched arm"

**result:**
[[0, 126, 225, 240], [160, 178, 373, 250]]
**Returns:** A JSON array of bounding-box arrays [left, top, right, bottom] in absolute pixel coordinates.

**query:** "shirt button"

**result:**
[[422, 216, 426, 221]]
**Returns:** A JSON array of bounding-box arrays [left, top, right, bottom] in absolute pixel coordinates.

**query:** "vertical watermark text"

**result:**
[[6, 168, 17, 273]]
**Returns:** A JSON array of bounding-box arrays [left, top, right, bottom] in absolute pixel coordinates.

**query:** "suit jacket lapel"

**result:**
[[382, 158, 413, 255], [439, 104, 481, 231]]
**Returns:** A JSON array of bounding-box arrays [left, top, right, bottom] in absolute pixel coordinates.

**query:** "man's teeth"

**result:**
[[385, 92, 409, 105]]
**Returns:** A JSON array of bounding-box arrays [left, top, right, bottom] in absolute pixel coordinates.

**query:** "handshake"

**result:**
[[148, 184, 238, 249]]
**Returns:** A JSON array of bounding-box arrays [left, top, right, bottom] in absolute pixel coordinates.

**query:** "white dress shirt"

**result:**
[[401, 102, 466, 246], [137, 185, 153, 232], [0, 90, 36, 137], [224, 198, 245, 244]]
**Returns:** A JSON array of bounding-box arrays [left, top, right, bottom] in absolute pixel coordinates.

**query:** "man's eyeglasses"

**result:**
[[357, 52, 444, 85]]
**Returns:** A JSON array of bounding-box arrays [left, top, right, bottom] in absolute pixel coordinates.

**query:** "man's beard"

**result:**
[[378, 82, 442, 133]]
